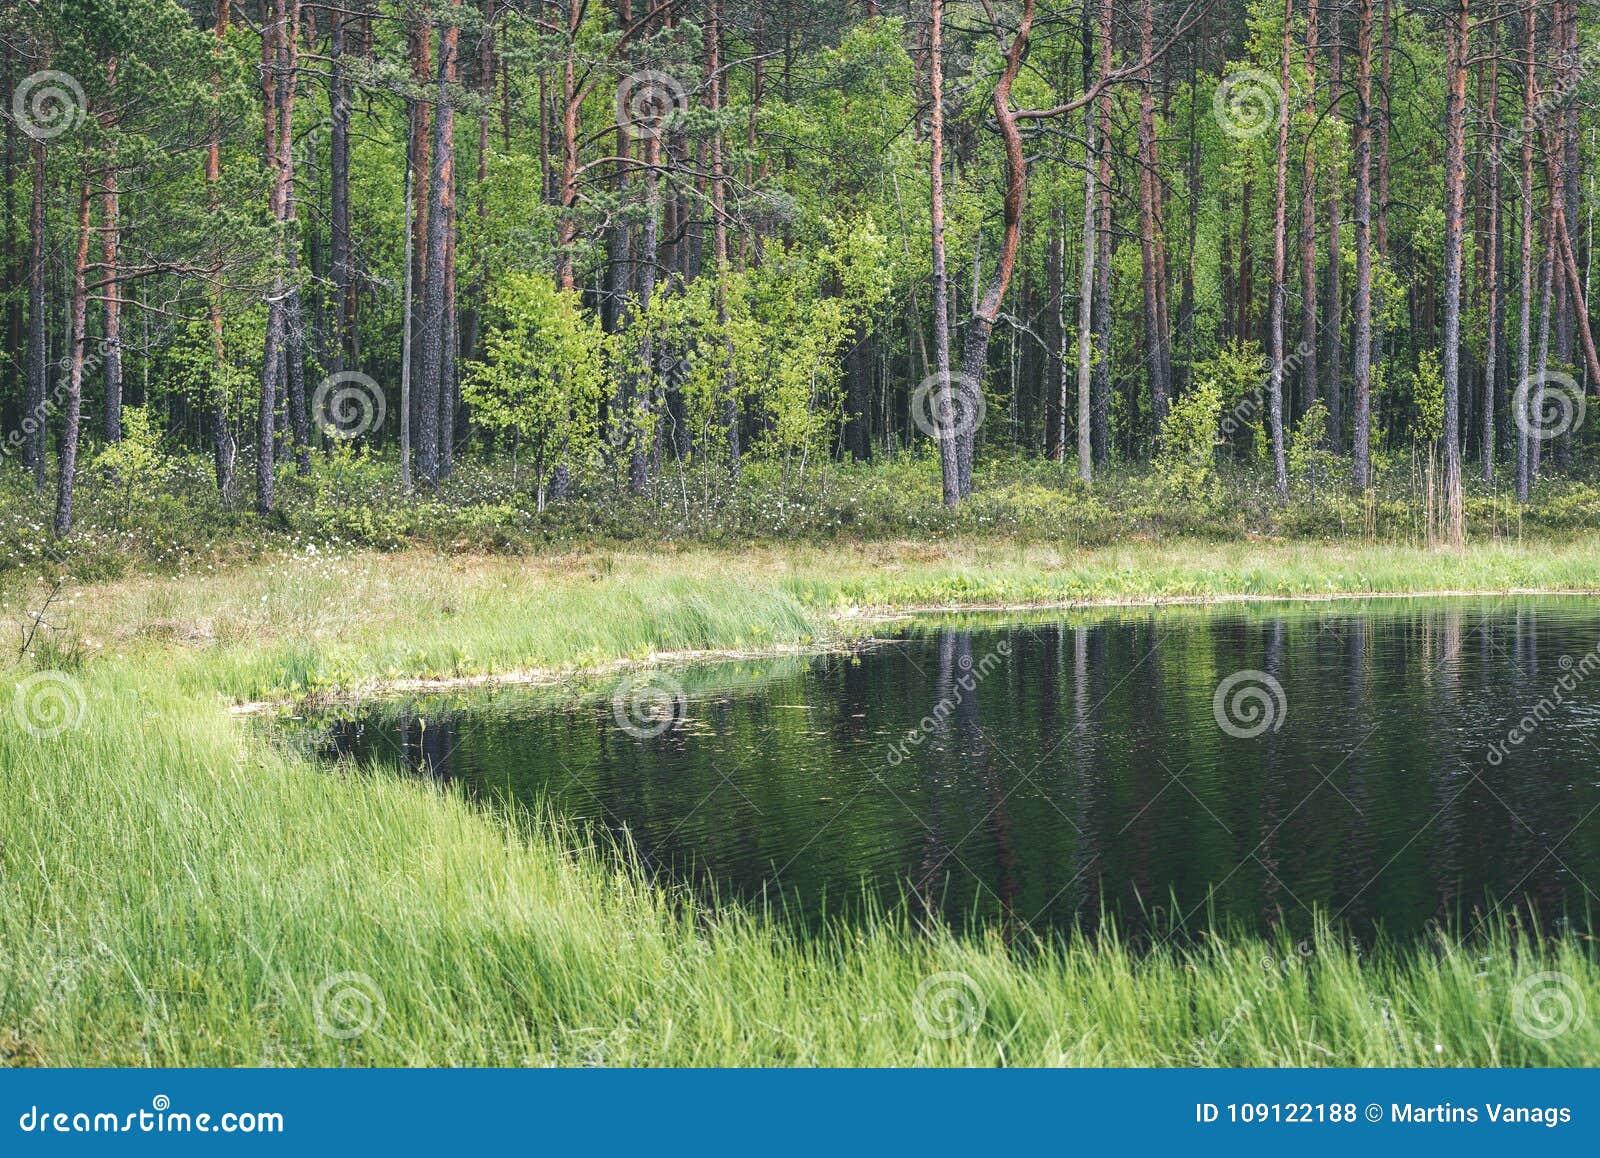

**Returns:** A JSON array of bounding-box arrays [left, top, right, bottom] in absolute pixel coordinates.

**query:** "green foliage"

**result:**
[[463, 274, 607, 510], [1154, 378, 1224, 500], [91, 406, 169, 522], [1410, 350, 1446, 446], [1196, 340, 1269, 459], [1288, 400, 1342, 499]]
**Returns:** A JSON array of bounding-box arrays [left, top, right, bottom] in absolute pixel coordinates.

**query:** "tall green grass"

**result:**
[[2, 540, 1598, 1065]]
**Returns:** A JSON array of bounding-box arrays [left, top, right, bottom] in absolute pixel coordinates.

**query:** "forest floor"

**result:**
[[3, 536, 1600, 1065]]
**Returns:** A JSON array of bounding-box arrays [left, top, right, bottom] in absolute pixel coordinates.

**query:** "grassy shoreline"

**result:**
[[4, 537, 1600, 1065]]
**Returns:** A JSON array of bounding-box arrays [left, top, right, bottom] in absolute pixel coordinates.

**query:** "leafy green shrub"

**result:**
[[1154, 378, 1224, 500], [92, 407, 169, 525]]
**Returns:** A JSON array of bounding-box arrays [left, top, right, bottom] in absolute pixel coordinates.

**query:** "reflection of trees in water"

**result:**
[[317, 602, 1600, 943], [1256, 618, 1287, 933], [1425, 607, 1467, 926], [909, 630, 1021, 936], [1125, 617, 1165, 926], [1333, 616, 1379, 929], [1069, 625, 1102, 932]]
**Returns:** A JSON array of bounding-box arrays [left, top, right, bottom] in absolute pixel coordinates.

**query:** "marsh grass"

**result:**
[[3, 540, 1599, 1065]]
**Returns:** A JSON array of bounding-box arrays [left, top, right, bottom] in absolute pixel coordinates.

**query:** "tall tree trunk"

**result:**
[[1351, 0, 1374, 487], [2, 40, 16, 458], [1091, 0, 1113, 464], [440, 186, 458, 475], [100, 56, 122, 443], [1267, 0, 1293, 500], [1373, 0, 1393, 397], [554, 3, 581, 290], [400, 105, 415, 492], [281, 7, 309, 478], [1136, 0, 1169, 439], [329, 6, 353, 373], [464, 0, 494, 367], [53, 182, 92, 537], [257, 0, 285, 516], [709, 0, 740, 477], [930, 0, 959, 505], [1074, 0, 1098, 484], [1325, 3, 1344, 449], [1299, 0, 1320, 416], [631, 127, 661, 494], [439, 6, 462, 478], [1532, 228, 1552, 483], [409, 15, 433, 444], [1482, 2, 1501, 481], [955, 0, 1038, 497], [1515, 0, 1535, 503], [25, 133, 46, 493], [208, 0, 235, 501], [1440, 0, 1469, 545], [418, 1, 459, 485]]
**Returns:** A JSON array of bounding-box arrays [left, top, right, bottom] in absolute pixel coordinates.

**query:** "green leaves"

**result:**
[[462, 275, 607, 504]]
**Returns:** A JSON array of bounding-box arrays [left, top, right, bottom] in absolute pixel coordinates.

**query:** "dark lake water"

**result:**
[[319, 598, 1600, 942]]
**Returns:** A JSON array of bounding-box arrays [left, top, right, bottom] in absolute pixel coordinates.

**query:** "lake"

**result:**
[[319, 598, 1600, 943]]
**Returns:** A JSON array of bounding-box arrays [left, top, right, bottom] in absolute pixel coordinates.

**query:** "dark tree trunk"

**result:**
[[1267, 0, 1293, 500], [708, 0, 740, 477], [1482, 2, 1501, 481], [1516, 1, 1535, 502], [53, 182, 92, 537], [101, 59, 122, 443], [329, 7, 353, 372], [1441, 0, 1468, 544], [1092, 0, 1113, 465], [1351, 0, 1374, 487], [418, 1, 460, 485], [1325, 3, 1344, 449], [409, 16, 433, 454], [930, 0, 959, 504], [209, 0, 235, 501], [1299, 0, 1320, 415], [278, 0, 308, 476], [1136, 0, 1169, 438], [25, 134, 46, 492], [955, 0, 1037, 497], [257, 0, 285, 515]]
